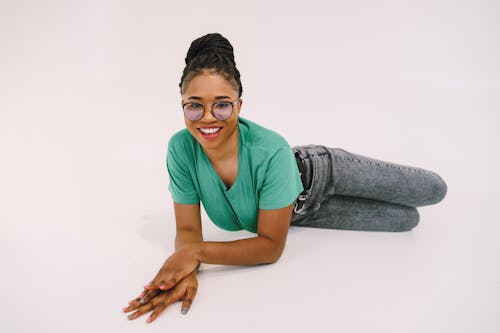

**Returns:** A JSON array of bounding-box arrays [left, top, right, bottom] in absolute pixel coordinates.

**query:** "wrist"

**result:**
[[185, 242, 204, 264]]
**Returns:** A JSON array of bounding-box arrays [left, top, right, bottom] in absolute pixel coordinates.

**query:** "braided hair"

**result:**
[[179, 33, 243, 98]]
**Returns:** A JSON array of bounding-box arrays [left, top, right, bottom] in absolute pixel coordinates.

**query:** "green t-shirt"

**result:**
[[166, 117, 304, 233]]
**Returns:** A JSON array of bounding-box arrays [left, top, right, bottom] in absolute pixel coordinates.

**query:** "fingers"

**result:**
[[126, 299, 157, 321], [127, 289, 183, 323], [145, 299, 169, 323], [123, 289, 161, 313], [144, 272, 165, 290], [143, 279, 157, 290], [123, 274, 198, 323], [127, 289, 147, 305], [145, 276, 179, 291], [138, 289, 160, 305], [180, 286, 198, 315]]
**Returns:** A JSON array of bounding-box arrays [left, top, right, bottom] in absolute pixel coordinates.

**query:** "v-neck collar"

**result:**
[[201, 120, 243, 193]]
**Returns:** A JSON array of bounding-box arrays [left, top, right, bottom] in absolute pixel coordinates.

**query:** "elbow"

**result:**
[[268, 253, 281, 264], [268, 244, 285, 264], [259, 235, 285, 264]]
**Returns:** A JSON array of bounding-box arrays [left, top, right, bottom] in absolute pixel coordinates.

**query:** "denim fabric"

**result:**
[[290, 145, 447, 232]]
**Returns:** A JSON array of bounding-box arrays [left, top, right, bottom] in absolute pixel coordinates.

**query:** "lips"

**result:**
[[198, 127, 222, 134], [197, 127, 222, 139]]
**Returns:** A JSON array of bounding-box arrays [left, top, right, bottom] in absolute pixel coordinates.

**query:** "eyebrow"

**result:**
[[187, 95, 232, 100]]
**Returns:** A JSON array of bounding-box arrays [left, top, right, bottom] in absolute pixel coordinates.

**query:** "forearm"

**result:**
[[196, 236, 277, 266], [175, 229, 203, 273]]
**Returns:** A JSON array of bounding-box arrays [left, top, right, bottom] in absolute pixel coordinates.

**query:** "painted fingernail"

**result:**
[[140, 297, 145, 304], [181, 307, 188, 315], [146, 316, 152, 323], [127, 313, 134, 320]]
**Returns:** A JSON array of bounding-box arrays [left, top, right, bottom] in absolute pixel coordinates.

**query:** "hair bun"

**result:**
[[185, 33, 235, 65]]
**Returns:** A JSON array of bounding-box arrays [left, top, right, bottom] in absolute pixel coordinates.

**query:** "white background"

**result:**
[[1, 0, 499, 332]]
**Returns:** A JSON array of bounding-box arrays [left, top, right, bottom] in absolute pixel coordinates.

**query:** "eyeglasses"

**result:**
[[181, 98, 241, 121]]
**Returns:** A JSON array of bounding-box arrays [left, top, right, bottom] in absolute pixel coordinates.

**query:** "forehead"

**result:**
[[183, 72, 237, 99]]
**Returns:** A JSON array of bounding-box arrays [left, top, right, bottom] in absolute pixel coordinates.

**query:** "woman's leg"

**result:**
[[291, 194, 419, 232], [290, 145, 447, 231], [292, 145, 447, 209]]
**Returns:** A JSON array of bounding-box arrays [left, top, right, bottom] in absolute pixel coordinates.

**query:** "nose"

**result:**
[[200, 105, 217, 122]]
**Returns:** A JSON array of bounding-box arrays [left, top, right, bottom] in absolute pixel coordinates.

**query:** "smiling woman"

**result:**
[[180, 72, 242, 161], [122, 32, 448, 324]]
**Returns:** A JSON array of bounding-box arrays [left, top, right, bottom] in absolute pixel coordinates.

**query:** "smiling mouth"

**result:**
[[197, 127, 222, 139], [198, 127, 222, 134]]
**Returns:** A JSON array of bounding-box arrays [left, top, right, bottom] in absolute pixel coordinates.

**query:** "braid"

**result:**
[[179, 33, 243, 98]]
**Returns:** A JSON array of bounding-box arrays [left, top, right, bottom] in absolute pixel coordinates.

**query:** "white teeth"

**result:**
[[199, 127, 221, 134]]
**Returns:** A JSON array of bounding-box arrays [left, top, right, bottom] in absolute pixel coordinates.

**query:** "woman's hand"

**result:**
[[145, 243, 201, 292], [122, 270, 199, 323]]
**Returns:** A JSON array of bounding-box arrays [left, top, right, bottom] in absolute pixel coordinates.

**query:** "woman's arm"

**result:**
[[190, 203, 295, 265], [174, 202, 204, 273], [143, 202, 295, 292]]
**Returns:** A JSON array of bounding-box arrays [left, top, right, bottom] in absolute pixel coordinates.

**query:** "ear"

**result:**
[[238, 99, 243, 113], [235, 99, 242, 117]]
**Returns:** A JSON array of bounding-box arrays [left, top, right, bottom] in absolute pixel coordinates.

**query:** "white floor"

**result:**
[[2, 1, 499, 332], [3, 173, 499, 332]]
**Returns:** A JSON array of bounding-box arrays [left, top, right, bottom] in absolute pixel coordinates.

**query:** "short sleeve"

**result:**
[[258, 146, 304, 210], [166, 141, 200, 204]]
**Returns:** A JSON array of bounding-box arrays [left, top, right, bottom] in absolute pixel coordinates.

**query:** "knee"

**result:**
[[414, 171, 448, 207], [428, 172, 448, 205], [398, 207, 420, 232]]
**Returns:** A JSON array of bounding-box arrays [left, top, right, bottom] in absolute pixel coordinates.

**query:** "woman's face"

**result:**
[[181, 71, 242, 152]]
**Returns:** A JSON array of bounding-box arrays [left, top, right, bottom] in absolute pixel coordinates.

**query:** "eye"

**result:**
[[214, 102, 231, 109], [187, 102, 203, 109]]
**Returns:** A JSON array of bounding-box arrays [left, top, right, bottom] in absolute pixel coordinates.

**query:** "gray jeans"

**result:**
[[290, 145, 447, 232]]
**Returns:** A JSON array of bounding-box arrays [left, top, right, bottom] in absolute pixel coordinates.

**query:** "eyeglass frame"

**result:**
[[181, 98, 241, 121]]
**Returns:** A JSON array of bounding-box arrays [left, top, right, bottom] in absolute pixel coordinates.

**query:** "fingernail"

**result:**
[[127, 313, 134, 320], [139, 291, 146, 297], [140, 297, 145, 304], [122, 306, 129, 312], [181, 307, 188, 315], [146, 316, 152, 323]]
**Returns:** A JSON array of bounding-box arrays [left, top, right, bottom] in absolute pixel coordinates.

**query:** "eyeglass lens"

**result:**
[[183, 102, 233, 121]]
